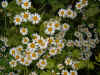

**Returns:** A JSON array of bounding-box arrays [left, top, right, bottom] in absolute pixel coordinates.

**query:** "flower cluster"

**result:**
[[16, 0, 31, 9], [44, 19, 70, 35], [66, 24, 99, 60], [14, 12, 41, 25], [52, 57, 79, 75], [76, 0, 88, 10], [9, 23, 68, 69], [58, 8, 77, 19], [1, 0, 99, 74]]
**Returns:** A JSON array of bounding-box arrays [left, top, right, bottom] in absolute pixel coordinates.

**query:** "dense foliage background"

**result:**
[[0, 0, 100, 75]]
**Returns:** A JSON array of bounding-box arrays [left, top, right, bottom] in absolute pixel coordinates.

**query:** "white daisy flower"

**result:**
[[21, 0, 31, 9], [8, 72, 15, 75], [65, 57, 72, 65], [49, 47, 57, 56], [9, 60, 17, 68], [72, 62, 79, 70], [45, 26, 55, 35], [70, 70, 78, 75], [54, 21, 61, 30], [39, 40, 48, 49], [14, 15, 22, 25], [81, 0, 88, 7], [37, 49, 44, 56], [30, 13, 41, 24], [65, 8, 73, 18], [61, 70, 69, 75], [74, 31, 82, 38], [62, 23, 70, 31], [22, 37, 29, 44], [25, 50, 31, 56], [16, 45, 23, 52], [29, 72, 37, 75], [9, 48, 16, 56], [14, 54, 21, 61], [74, 40, 81, 47], [57, 64, 64, 70], [82, 40, 89, 47], [47, 37, 54, 44], [16, 0, 23, 5], [1, 1, 8, 8], [19, 57, 25, 65], [58, 8, 66, 17], [57, 42, 64, 49], [32, 33, 40, 41], [24, 60, 31, 66], [47, 21, 55, 28], [66, 40, 74, 47], [31, 52, 39, 60], [20, 27, 28, 35], [75, 2, 83, 10], [27, 41, 37, 51], [21, 11, 30, 22], [39, 59, 47, 67], [25, 55, 32, 64], [71, 11, 77, 19]]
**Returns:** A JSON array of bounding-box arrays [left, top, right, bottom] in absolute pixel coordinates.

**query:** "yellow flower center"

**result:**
[[18, 48, 22, 51], [74, 63, 78, 69], [71, 72, 75, 75], [24, 2, 29, 7], [18, 0, 22, 2], [38, 49, 42, 54], [11, 62, 15, 65], [12, 50, 15, 55], [32, 53, 36, 57], [24, 38, 28, 42], [38, 39, 43, 44], [55, 23, 59, 27], [55, 39, 59, 43], [67, 10, 72, 15], [64, 72, 68, 75], [16, 55, 19, 59], [24, 13, 29, 19], [16, 18, 20, 22], [77, 4, 81, 8], [51, 49, 55, 53], [61, 11, 64, 15], [2, 2, 6, 6], [48, 38, 53, 43], [48, 27, 53, 32], [21, 58, 24, 62], [30, 43, 35, 48], [41, 61, 45, 65], [64, 25, 68, 29], [22, 28, 26, 32], [32, 16, 38, 21], [32, 35, 37, 40]]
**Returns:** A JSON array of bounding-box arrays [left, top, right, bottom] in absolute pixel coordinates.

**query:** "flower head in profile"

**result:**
[[61, 70, 69, 75], [70, 70, 78, 75], [9, 60, 17, 68]]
